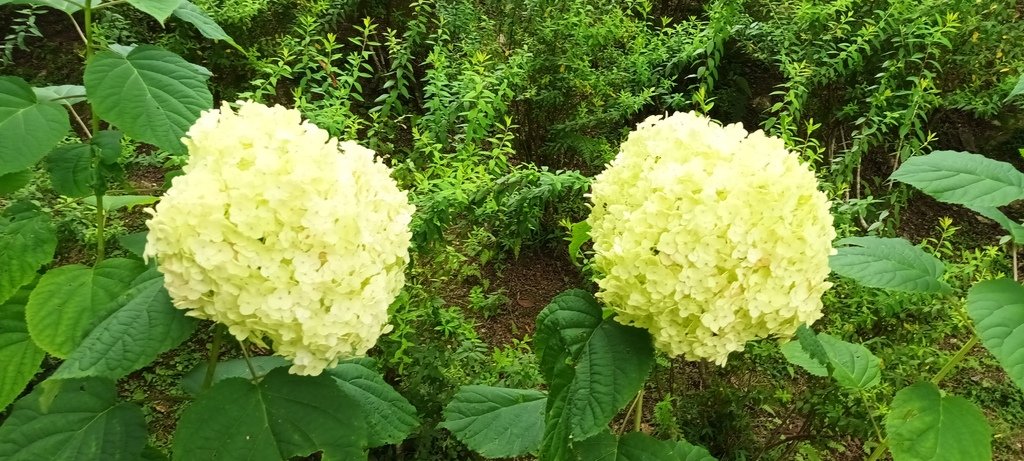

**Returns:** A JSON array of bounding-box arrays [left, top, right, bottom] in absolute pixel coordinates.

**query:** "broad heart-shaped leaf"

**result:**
[[831, 237, 950, 293], [84, 45, 212, 153], [574, 431, 718, 461], [967, 278, 1024, 391], [0, 287, 45, 411], [127, 0, 179, 23], [817, 334, 880, 389], [172, 368, 368, 461], [325, 361, 420, 448], [535, 290, 655, 460], [886, 382, 991, 461], [0, 377, 147, 460], [46, 143, 95, 197], [967, 205, 1024, 244], [891, 150, 1024, 207], [181, 356, 292, 395], [172, 1, 240, 48], [0, 170, 32, 195], [0, 76, 70, 176], [0, 208, 57, 304], [25, 258, 147, 358], [441, 385, 546, 458], [32, 84, 86, 106], [53, 271, 197, 379]]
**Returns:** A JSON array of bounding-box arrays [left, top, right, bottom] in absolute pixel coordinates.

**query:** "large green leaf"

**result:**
[[967, 278, 1024, 391], [0, 0, 100, 13], [0, 76, 70, 176], [32, 85, 86, 106], [830, 237, 950, 293], [967, 205, 1024, 244], [126, 0, 179, 23], [818, 334, 880, 389], [172, 368, 368, 461], [53, 272, 197, 379], [25, 258, 147, 357], [441, 385, 546, 458], [0, 170, 32, 195], [0, 287, 45, 411], [0, 377, 147, 460], [0, 208, 56, 304], [172, 1, 240, 48], [181, 356, 292, 395], [886, 382, 991, 461], [84, 194, 159, 211], [84, 45, 212, 153], [891, 150, 1024, 207], [574, 431, 717, 461], [46, 143, 95, 197], [326, 361, 420, 448], [535, 290, 655, 460]]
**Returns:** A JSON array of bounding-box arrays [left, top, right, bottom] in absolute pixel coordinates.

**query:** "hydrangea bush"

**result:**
[[145, 101, 415, 375], [587, 111, 835, 363]]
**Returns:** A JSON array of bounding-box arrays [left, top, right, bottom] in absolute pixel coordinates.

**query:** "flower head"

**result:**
[[145, 101, 414, 375], [587, 112, 835, 364]]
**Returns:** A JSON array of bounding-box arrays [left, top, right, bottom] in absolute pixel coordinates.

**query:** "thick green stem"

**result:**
[[83, 0, 107, 263], [201, 325, 225, 390], [864, 335, 979, 461]]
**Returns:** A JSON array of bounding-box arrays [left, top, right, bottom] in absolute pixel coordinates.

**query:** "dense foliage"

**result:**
[[1, 0, 1023, 460]]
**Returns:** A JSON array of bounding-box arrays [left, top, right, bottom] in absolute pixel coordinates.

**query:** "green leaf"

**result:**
[[141, 445, 168, 461], [0, 209, 57, 304], [0, 0, 96, 14], [891, 150, 1024, 207], [1005, 74, 1024, 102], [441, 385, 546, 458], [0, 170, 32, 196], [830, 237, 950, 293], [25, 258, 147, 358], [535, 290, 655, 460], [84, 45, 212, 153], [0, 76, 70, 176], [117, 231, 149, 259], [0, 377, 147, 460], [53, 272, 197, 379], [967, 278, 1024, 391], [326, 361, 420, 448], [818, 334, 881, 389], [574, 431, 718, 461], [91, 130, 123, 164], [84, 194, 159, 211], [46, 143, 95, 197], [886, 382, 991, 461], [172, 1, 240, 49], [781, 341, 828, 377], [172, 368, 368, 461], [126, 0, 179, 23], [567, 220, 590, 266], [32, 85, 86, 106], [967, 205, 1024, 244], [181, 356, 291, 395], [0, 287, 45, 411]]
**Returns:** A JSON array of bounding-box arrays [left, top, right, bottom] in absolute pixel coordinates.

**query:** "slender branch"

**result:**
[[633, 388, 645, 432], [68, 14, 87, 45], [202, 325, 225, 390], [67, 105, 92, 138], [240, 342, 262, 383], [859, 391, 883, 442], [618, 392, 640, 434], [1013, 243, 1019, 282]]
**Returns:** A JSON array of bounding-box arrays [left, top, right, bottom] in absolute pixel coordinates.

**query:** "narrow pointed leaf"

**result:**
[[326, 361, 420, 448], [53, 272, 197, 379], [886, 382, 991, 461], [830, 237, 950, 293], [0, 76, 70, 176], [891, 150, 1024, 207], [0, 287, 45, 411], [0, 209, 56, 304], [441, 385, 546, 457], [25, 258, 147, 357], [967, 278, 1024, 391], [84, 45, 212, 153], [172, 368, 368, 461], [0, 377, 147, 460]]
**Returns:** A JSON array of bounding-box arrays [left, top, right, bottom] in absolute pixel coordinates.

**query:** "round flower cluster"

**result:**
[[587, 111, 835, 364], [144, 101, 414, 376]]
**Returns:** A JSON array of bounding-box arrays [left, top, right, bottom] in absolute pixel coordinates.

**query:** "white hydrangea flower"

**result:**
[[587, 111, 835, 364], [144, 101, 414, 376]]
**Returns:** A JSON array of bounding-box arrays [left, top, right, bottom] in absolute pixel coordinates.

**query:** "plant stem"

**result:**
[[240, 342, 261, 382], [83, 0, 107, 264], [864, 335, 979, 460], [859, 390, 883, 442], [201, 325, 225, 390], [633, 388, 644, 432]]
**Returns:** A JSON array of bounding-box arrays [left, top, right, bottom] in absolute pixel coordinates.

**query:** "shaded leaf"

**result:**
[[181, 356, 291, 395], [326, 361, 420, 448], [172, 1, 240, 49], [0, 170, 32, 196], [0, 209, 57, 304], [441, 385, 545, 457], [0, 76, 70, 176], [91, 130, 123, 164], [46, 143, 95, 197], [0, 287, 45, 411]]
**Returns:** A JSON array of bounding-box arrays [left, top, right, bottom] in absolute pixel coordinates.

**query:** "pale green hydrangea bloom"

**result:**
[[588, 111, 835, 364], [145, 101, 414, 376]]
